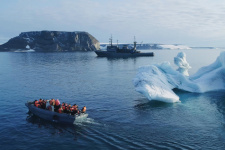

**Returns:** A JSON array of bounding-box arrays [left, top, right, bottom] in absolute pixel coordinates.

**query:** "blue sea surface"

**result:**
[[0, 49, 225, 150]]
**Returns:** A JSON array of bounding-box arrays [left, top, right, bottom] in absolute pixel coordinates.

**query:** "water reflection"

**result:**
[[206, 91, 225, 117], [26, 111, 83, 141], [8, 52, 95, 66], [134, 89, 225, 120], [134, 98, 174, 110], [177, 89, 225, 118], [96, 56, 138, 65]]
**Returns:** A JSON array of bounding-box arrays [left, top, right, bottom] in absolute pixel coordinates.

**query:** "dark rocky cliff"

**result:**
[[0, 31, 100, 52]]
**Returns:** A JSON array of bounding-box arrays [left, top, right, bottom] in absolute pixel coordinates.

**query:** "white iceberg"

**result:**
[[133, 51, 225, 103], [174, 52, 191, 76]]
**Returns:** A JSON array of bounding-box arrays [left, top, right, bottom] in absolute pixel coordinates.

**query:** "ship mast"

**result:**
[[109, 35, 113, 47], [134, 36, 137, 51]]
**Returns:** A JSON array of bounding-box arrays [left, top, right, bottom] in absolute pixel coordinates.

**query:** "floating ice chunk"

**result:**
[[26, 45, 30, 49], [133, 62, 181, 103], [133, 51, 225, 103], [190, 51, 225, 92], [174, 52, 191, 76]]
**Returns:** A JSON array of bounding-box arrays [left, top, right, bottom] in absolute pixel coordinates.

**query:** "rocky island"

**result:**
[[0, 31, 100, 52]]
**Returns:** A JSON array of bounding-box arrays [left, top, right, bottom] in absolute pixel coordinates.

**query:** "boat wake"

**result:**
[[73, 114, 88, 124], [73, 114, 99, 126]]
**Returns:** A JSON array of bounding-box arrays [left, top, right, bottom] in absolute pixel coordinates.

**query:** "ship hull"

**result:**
[[95, 50, 154, 57]]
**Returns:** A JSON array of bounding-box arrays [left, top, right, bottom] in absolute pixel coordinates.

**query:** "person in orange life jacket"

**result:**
[[49, 100, 53, 105], [54, 99, 60, 112], [68, 104, 71, 108], [72, 104, 76, 109], [46, 99, 54, 112], [38, 98, 45, 109], [42, 99, 47, 109], [73, 104, 78, 112], [55, 99, 60, 106], [38, 98, 42, 104], [49, 99, 55, 106], [50, 99, 56, 111], [61, 102, 64, 109], [46, 105, 52, 111], [75, 105, 80, 114], [70, 104, 79, 115], [70, 105, 78, 115], [66, 104, 72, 114], [67, 104, 71, 110], [45, 100, 50, 111], [74, 104, 78, 109], [62, 103, 68, 113], [70, 106, 74, 112], [34, 100, 37, 106], [58, 106, 63, 113], [62, 102, 66, 110], [34, 100, 41, 108], [81, 106, 86, 113]]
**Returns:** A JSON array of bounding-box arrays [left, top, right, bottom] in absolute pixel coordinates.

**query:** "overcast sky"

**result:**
[[1, 0, 225, 46]]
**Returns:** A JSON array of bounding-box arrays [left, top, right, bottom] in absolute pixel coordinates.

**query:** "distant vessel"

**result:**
[[95, 36, 154, 57]]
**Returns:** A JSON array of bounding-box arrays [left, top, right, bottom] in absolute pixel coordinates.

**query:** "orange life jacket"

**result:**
[[49, 99, 55, 105], [55, 99, 60, 106], [66, 105, 71, 112], [82, 106, 86, 113], [72, 105, 76, 109], [70, 107, 74, 112], [34, 101, 39, 107], [58, 108, 63, 113], [39, 100, 43, 106], [72, 107, 77, 112]]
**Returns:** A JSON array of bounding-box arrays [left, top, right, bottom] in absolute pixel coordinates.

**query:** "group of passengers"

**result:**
[[34, 98, 86, 115]]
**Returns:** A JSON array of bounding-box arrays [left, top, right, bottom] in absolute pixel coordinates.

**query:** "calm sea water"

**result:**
[[0, 49, 225, 150]]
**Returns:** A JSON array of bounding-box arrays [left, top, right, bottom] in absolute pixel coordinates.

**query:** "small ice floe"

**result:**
[[26, 45, 30, 49]]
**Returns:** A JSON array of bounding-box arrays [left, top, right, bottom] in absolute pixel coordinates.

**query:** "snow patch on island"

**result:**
[[158, 44, 191, 50], [133, 51, 225, 103]]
